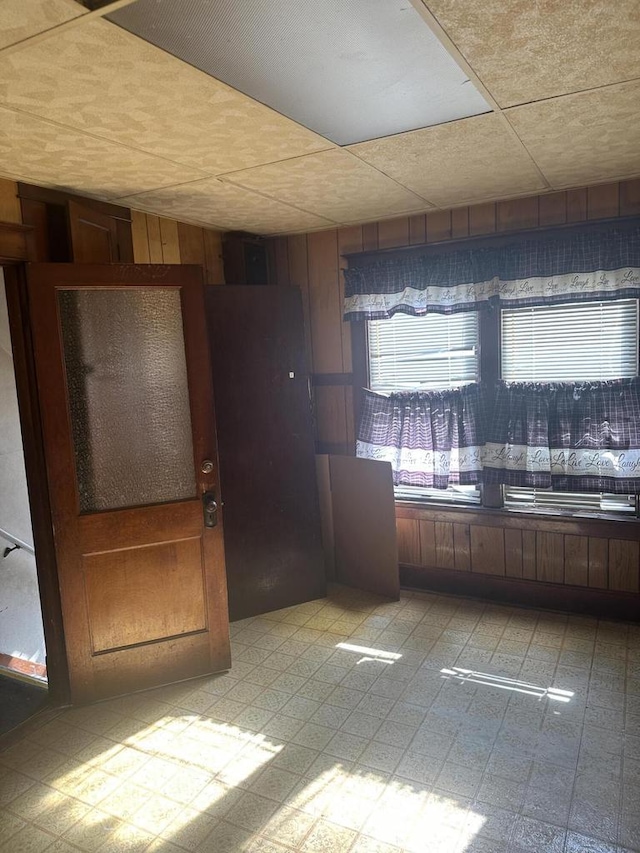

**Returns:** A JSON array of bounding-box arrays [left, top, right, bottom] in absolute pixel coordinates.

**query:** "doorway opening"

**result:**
[[0, 267, 48, 734]]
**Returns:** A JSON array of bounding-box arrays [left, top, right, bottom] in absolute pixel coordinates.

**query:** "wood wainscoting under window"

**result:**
[[396, 503, 640, 620]]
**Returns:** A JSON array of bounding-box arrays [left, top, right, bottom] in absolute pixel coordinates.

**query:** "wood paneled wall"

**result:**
[[0, 178, 22, 224], [130, 210, 225, 283], [269, 180, 640, 612], [396, 506, 639, 593], [270, 178, 640, 453]]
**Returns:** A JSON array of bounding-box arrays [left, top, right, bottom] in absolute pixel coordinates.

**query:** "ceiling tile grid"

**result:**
[[0, 105, 208, 199], [506, 81, 640, 188], [422, 0, 640, 108], [115, 178, 335, 234], [0, 0, 85, 51], [222, 149, 431, 224], [349, 113, 546, 207]]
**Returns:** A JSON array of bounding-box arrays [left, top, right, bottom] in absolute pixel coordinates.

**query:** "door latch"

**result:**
[[202, 490, 218, 528]]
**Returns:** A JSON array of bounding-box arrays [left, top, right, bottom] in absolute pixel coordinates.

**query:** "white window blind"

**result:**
[[502, 299, 639, 382], [368, 312, 479, 393], [501, 298, 639, 516]]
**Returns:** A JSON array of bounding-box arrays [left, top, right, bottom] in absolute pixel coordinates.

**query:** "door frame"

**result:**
[[1, 220, 70, 705]]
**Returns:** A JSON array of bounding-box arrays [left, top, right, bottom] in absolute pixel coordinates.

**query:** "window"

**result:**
[[367, 312, 480, 504], [368, 312, 479, 394], [501, 299, 639, 515], [364, 299, 640, 516]]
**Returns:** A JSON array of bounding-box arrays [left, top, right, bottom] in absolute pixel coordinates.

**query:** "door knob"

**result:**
[[201, 459, 214, 474]]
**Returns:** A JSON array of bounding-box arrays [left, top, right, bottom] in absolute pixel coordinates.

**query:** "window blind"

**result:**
[[501, 298, 639, 515], [368, 312, 479, 393], [502, 299, 639, 382]]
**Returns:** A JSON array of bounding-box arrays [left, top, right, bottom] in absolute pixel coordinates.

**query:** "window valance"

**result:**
[[344, 225, 640, 320]]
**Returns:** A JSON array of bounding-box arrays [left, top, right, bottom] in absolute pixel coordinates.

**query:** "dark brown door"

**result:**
[[206, 286, 326, 620], [27, 263, 230, 703]]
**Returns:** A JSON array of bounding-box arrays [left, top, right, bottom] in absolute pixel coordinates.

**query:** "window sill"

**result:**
[[394, 498, 640, 538]]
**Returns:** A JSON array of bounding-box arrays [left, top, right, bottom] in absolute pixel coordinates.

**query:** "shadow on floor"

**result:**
[[0, 674, 48, 736]]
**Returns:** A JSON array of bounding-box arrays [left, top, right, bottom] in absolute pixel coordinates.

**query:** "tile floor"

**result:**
[[1, 584, 639, 853]]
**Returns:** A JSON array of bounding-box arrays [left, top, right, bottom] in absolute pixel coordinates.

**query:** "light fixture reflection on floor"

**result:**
[[441, 667, 574, 702]]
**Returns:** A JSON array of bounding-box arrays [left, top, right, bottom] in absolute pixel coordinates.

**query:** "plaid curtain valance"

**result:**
[[344, 225, 640, 320], [357, 379, 640, 494]]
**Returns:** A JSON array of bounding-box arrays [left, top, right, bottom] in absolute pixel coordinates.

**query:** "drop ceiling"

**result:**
[[0, 0, 639, 235]]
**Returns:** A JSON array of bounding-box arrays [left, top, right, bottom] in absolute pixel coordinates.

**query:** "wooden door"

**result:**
[[27, 263, 230, 703], [206, 286, 326, 620]]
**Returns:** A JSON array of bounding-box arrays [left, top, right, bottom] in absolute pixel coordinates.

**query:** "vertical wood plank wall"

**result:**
[[269, 179, 640, 605], [130, 210, 225, 283]]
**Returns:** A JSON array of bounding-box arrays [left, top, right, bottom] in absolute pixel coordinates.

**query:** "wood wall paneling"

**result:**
[[468, 203, 496, 236], [426, 210, 452, 243], [563, 535, 589, 587], [177, 222, 205, 265], [203, 230, 224, 285], [130, 210, 151, 263], [145, 214, 164, 263], [504, 528, 523, 578], [566, 188, 588, 222], [361, 222, 379, 252], [453, 522, 471, 571], [377, 217, 410, 249], [497, 196, 539, 232], [409, 214, 426, 245], [419, 519, 436, 567], [287, 234, 312, 372], [435, 521, 455, 569], [307, 230, 343, 374], [158, 217, 181, 264], [538, 192, 567, 226], [609, 538, 640, 592], [588, 537, 609, 589], [535, 531, 564, 583], [587, 183, 620, 220], [521, 530, 537, 580], [470, 525, 505, 576], [0, 178, 22, 224], [451, 207, 470, 239], [396, 517, 421, 566], [620, 179, 640, 216]]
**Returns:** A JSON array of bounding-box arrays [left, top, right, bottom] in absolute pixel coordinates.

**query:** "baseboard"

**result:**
[[400, 563, 640, 621]]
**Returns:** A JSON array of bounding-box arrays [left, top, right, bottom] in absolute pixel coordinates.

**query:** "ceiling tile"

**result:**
[[116, 179, 334, 234], [350, 113, 545, 208], [223, 149, 429, 224], [0, 0, 85, 51], [424, 0, 640, 107], [506, 81, 640, 188], [0, 18, 333, 175], [0, 106, 207, 199]]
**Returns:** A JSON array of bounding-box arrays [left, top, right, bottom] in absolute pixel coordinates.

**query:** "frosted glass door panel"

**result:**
[[58, 288, 196, 513]]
